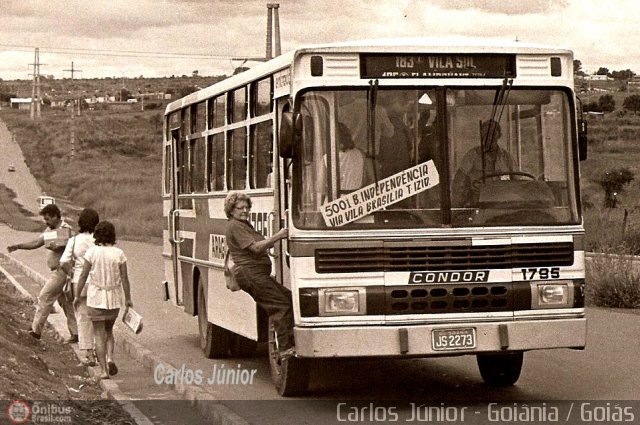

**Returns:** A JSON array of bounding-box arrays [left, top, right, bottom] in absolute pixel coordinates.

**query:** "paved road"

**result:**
[[0, 119, 42, 214]]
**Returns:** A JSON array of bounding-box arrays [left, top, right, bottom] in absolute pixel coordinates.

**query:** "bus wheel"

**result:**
[[476, 351, 524, 386], [268, 319, 309, 397], [197, 282, 231, 359], [230, 334, 257, 358]]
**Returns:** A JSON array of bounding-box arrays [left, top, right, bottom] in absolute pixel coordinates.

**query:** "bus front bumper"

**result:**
[[293, 318, 586, 358]]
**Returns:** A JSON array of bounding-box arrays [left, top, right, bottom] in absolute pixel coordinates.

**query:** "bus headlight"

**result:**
[[319, 288, 366, 316], [531, 281, 574, 308]]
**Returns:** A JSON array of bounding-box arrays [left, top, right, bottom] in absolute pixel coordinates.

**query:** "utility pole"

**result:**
[[29, 48, 42, 120], [64, 61, 83, 117], [69, 103, 75, 160], [63, 61, 82, 80]]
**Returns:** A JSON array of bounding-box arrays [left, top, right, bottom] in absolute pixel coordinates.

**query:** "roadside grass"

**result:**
[[0, 184, 43, 232], [580, 111, 640, 309], [586, 253, 640, 308]]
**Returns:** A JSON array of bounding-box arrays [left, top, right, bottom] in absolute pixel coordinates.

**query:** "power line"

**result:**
[[0, 43, 261, 61]]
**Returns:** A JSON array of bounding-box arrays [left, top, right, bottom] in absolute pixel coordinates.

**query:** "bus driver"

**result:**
[[452, 119, 514, 206]]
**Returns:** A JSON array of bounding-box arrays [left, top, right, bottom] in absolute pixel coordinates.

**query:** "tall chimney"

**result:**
[[273, 4, 281, 56], [266, 5, 273, 60]]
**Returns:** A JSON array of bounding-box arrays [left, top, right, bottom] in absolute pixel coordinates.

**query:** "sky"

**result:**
[[0, 0, 638, 81]]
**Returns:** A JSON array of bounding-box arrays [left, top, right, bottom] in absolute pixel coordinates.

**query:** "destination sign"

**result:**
[[360, 54, 516, 78]]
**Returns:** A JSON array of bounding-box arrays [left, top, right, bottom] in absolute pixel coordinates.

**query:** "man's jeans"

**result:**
[[31, 268, 78, 336]]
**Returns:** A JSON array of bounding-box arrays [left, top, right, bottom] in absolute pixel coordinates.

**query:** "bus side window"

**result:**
[[208, 133, 225, 192], [250, 122, 273, 189], [229, 128, 247, 190]]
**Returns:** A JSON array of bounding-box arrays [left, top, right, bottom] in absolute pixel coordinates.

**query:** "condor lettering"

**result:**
[[410, 270, 489, 284]]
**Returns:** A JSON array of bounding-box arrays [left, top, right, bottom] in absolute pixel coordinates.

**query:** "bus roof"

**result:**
[[165, 37, 572, 115], [295, 37, 572, 55]]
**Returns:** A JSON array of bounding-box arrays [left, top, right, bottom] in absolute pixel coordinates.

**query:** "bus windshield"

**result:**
[[292, 87, 580, 230]]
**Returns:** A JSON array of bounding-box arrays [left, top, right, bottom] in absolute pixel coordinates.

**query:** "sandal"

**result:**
[[107, 361, 118, 376]]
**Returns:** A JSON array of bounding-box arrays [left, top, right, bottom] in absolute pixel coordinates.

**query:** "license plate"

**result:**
[[432, 328, 476, 351]]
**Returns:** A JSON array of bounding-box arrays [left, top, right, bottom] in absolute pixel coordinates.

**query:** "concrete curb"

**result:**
[[0, 253, 153, 425], [1, 252, 249, 425]]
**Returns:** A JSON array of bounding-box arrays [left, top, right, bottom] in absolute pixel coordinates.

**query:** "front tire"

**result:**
[[230, 334, 257, 358], [476, 351, 524, 386], [197, 282, 231, 358], [268, 318, 309, 396]]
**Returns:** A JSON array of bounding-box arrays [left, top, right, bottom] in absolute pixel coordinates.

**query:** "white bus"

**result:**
[[162, 39, 588, 396]]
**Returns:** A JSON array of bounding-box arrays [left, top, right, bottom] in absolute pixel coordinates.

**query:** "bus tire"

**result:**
[[230, 334, 257, 358], [476, 351, 524, 386], [268, 318, 309, 397], [197, 282, 231, 359]]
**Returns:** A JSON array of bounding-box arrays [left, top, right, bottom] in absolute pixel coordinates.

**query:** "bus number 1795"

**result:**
[[521, 267, 560, 280]]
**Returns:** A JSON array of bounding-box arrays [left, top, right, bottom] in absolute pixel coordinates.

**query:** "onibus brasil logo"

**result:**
[[7, 400, 31, 424]]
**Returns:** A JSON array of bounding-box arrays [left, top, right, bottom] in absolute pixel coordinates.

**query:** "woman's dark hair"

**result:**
[[78, 208, 99, 233], [337, 122, 355, 150], [93, 221, 116, 245]]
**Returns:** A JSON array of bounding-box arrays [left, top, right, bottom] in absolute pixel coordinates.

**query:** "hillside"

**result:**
[[0, 107, 163, 243]]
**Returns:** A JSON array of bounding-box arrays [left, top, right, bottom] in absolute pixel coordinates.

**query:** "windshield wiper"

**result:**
[[367, 79, 380, 191], [481, 78, 513, 181]]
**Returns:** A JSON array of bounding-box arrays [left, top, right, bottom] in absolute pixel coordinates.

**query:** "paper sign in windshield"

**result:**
[[321, 160, 440, 227]]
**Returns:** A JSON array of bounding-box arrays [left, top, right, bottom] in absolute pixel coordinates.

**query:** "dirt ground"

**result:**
[[0, 276, 136, 424]]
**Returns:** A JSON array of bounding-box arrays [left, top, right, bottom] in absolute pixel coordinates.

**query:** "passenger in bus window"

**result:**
[[338, 95, 393, 157], [452, 119, 514, 207], [224, 193, 295, 358], [338, 94, 393, 185], [416, 109, 437, 164], [326, 122, 365, 195], [378, 92, 412, 179]]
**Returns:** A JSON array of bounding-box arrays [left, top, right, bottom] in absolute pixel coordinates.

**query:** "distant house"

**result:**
[[587, 74, 610, 81], [10, 98, 33, 111]]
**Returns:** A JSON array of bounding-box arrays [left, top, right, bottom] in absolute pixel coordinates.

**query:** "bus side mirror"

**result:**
[[578, 117, 588, 161], [279, 111, 302, 158]]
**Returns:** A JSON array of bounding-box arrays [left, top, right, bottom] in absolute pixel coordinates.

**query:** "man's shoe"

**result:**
[[65, 335, 79, 344], [28, 330, 41, 340]]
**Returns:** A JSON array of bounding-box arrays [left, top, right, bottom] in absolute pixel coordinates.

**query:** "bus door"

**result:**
[[275, 98, 291, 289], [169, 128, 184, 306]]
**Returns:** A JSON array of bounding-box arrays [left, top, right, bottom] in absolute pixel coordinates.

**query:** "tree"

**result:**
[[598, 94, 615, 113], [573, 59, 586, 76], [598, 168, 634, 208], [623, 95, 640, 114], [583, 101, 601, 113], [178, 85, 198, 97], [611, 69, 635, 80], [192, 70, 199, 77], [119, 88, 131, 101], [596, 67, 609, 76]]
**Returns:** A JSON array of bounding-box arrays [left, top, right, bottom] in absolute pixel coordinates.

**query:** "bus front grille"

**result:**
[[315, 242, 574, 273], [384, 284, 513, 314]]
